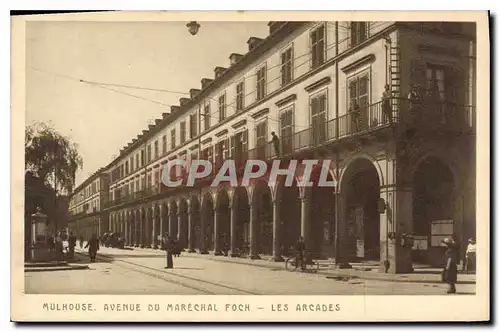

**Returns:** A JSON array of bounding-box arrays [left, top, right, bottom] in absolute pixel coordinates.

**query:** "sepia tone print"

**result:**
[[13, 12, 489, 322]]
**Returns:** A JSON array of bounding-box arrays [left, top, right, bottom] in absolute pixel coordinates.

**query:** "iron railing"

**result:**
[[105, 98, 475, 209]]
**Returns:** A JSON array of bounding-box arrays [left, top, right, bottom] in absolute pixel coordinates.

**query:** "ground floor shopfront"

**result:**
[[107, 140, 475, 274]]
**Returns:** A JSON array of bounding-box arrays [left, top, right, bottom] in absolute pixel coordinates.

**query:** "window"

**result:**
[[349, 22, 368, 47], [255, 119, 268, 159], [218, 93, 226, 121], [201, 146, 213, 163], [204, 103, 211, 131], [281, 47, 293, 85], [190, 113, 198, 138], [147, 173, 152, 188], [129, 157, 134, 172], [171, 129, 176, 149], [310, 24, 325, 68], [124, 161, 129, 175], [215, 140, 228, 169], [141, 149, 145, 166], [348, 73, 370, 132], [135, 154, 140, 170], [236, 81, 245, 111], [280, 107, 294, 154], [162, 135, 167, 154], [310, 92, 327, 146], [154, 140, 159, 159], [426, 65, 446, 101], [180, 121, 186, 144], [231, 130, 248, 167], [147, 144, 152, 163], [256, 65, 267, 100]]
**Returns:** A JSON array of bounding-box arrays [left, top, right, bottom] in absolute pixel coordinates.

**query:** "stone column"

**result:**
[[124, 212, 128, 245], [187, 204, 196, 253], [213, 211, 222, 255], [229, 203, 239, 257], [134, 210, 139, 247], [270, 200, 284, 261], [249, 203, 260, 260], [177, 212, 182, 243], [333, 194, 352, 268], [200, 207, 209, 254], [152, 205, 157, 249], [140, 209, 145, 248], [168, 208, 176, 239], [157, 204, 163, 250], [380, 186, 413, 274], [300, 197, 311, 248]]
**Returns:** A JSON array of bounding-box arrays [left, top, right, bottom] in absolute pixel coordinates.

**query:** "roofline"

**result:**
[[104, 21, 309, 170]]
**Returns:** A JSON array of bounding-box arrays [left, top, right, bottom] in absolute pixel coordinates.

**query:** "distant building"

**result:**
[[67, 169, 110, 239], [78, 21, 475, 273]]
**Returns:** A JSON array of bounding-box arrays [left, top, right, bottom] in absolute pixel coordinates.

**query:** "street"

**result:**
[[24, 247, 476, 295]]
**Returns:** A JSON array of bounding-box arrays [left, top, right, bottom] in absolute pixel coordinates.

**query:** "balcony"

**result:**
[[103, 98, 474, 210]]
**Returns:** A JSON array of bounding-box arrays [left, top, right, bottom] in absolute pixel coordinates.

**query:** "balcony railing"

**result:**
[[104, 98, 474, 209]]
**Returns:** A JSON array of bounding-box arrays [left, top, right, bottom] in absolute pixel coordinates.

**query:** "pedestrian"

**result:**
[[382, 84, 393, 124], [441, 238, 458, 294], [349, 102, 360, 133], [295, 236, 306, 270], [54, 233, 64, 261], [164, 235, 174, 269], [465, 238, 476, 274], [270, 132, 280, 157], [68, 232, 77, 260], [84, 234, 100, 263]]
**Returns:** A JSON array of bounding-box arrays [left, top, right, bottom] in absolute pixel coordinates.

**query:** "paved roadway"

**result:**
[[24, 247, 476, 295]]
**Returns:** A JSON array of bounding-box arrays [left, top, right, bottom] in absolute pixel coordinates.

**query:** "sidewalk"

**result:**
[[96, 246, 476, 285]]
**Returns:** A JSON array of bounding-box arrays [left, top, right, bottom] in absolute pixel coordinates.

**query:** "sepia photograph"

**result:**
[[11, 10, 489, 322]]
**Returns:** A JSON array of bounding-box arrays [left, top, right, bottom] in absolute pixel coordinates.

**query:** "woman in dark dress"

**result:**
[[84, 234, 100, 263], [442, 238, 458, 294]]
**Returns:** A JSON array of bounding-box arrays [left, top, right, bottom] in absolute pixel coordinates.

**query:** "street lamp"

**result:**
[[187, 21, 201, 36]]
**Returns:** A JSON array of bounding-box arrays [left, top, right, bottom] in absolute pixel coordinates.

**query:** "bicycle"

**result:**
[[285, 251, 320, 273]]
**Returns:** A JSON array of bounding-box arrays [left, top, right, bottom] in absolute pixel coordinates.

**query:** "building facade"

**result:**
[[67, 169, 110, 240], [97, 21, 475, 273]]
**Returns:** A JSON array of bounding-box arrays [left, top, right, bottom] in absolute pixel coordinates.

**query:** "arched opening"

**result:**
[[232, 186, 250, 254], [216, 188, 231, 253], [341, 158, 381, 261], [412, 156, 455, 266], [277, 178, 301, 257], [178, 199, 189, 250], [201, 193, 215, 252], [169, 201, 178, 241], [189, 196, 201, 252], [309, 165, 336, 259], [252, 180, 273, 256]]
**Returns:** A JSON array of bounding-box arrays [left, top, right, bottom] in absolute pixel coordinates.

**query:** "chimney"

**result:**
[[268, 21, 284, 34], [214, 66, 227, 79], [162, 112, 170, 119], [229, 53, 244, 66], [190, 88, 201, 99], [180, 97, 190, 106], [142, 130, 148, 135], [201, 78, 213, 89], [148, 125, 154, 130], [155, 119, 162, 125], [170, 105, 180, 113], [132, 138, 137, 143], [247, 37, 264, 51]]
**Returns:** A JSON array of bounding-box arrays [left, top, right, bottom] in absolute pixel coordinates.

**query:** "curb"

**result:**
[[25, 265, 89, 273]]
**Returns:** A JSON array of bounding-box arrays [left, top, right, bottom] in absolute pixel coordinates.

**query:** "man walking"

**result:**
[[84, 234, 100, 263]]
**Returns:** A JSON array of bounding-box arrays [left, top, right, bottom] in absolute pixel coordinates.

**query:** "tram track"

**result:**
[[76, 251, 260, 295]]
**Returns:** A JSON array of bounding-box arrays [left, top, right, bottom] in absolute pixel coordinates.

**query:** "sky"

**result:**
[[26, 20, 269, 187]]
